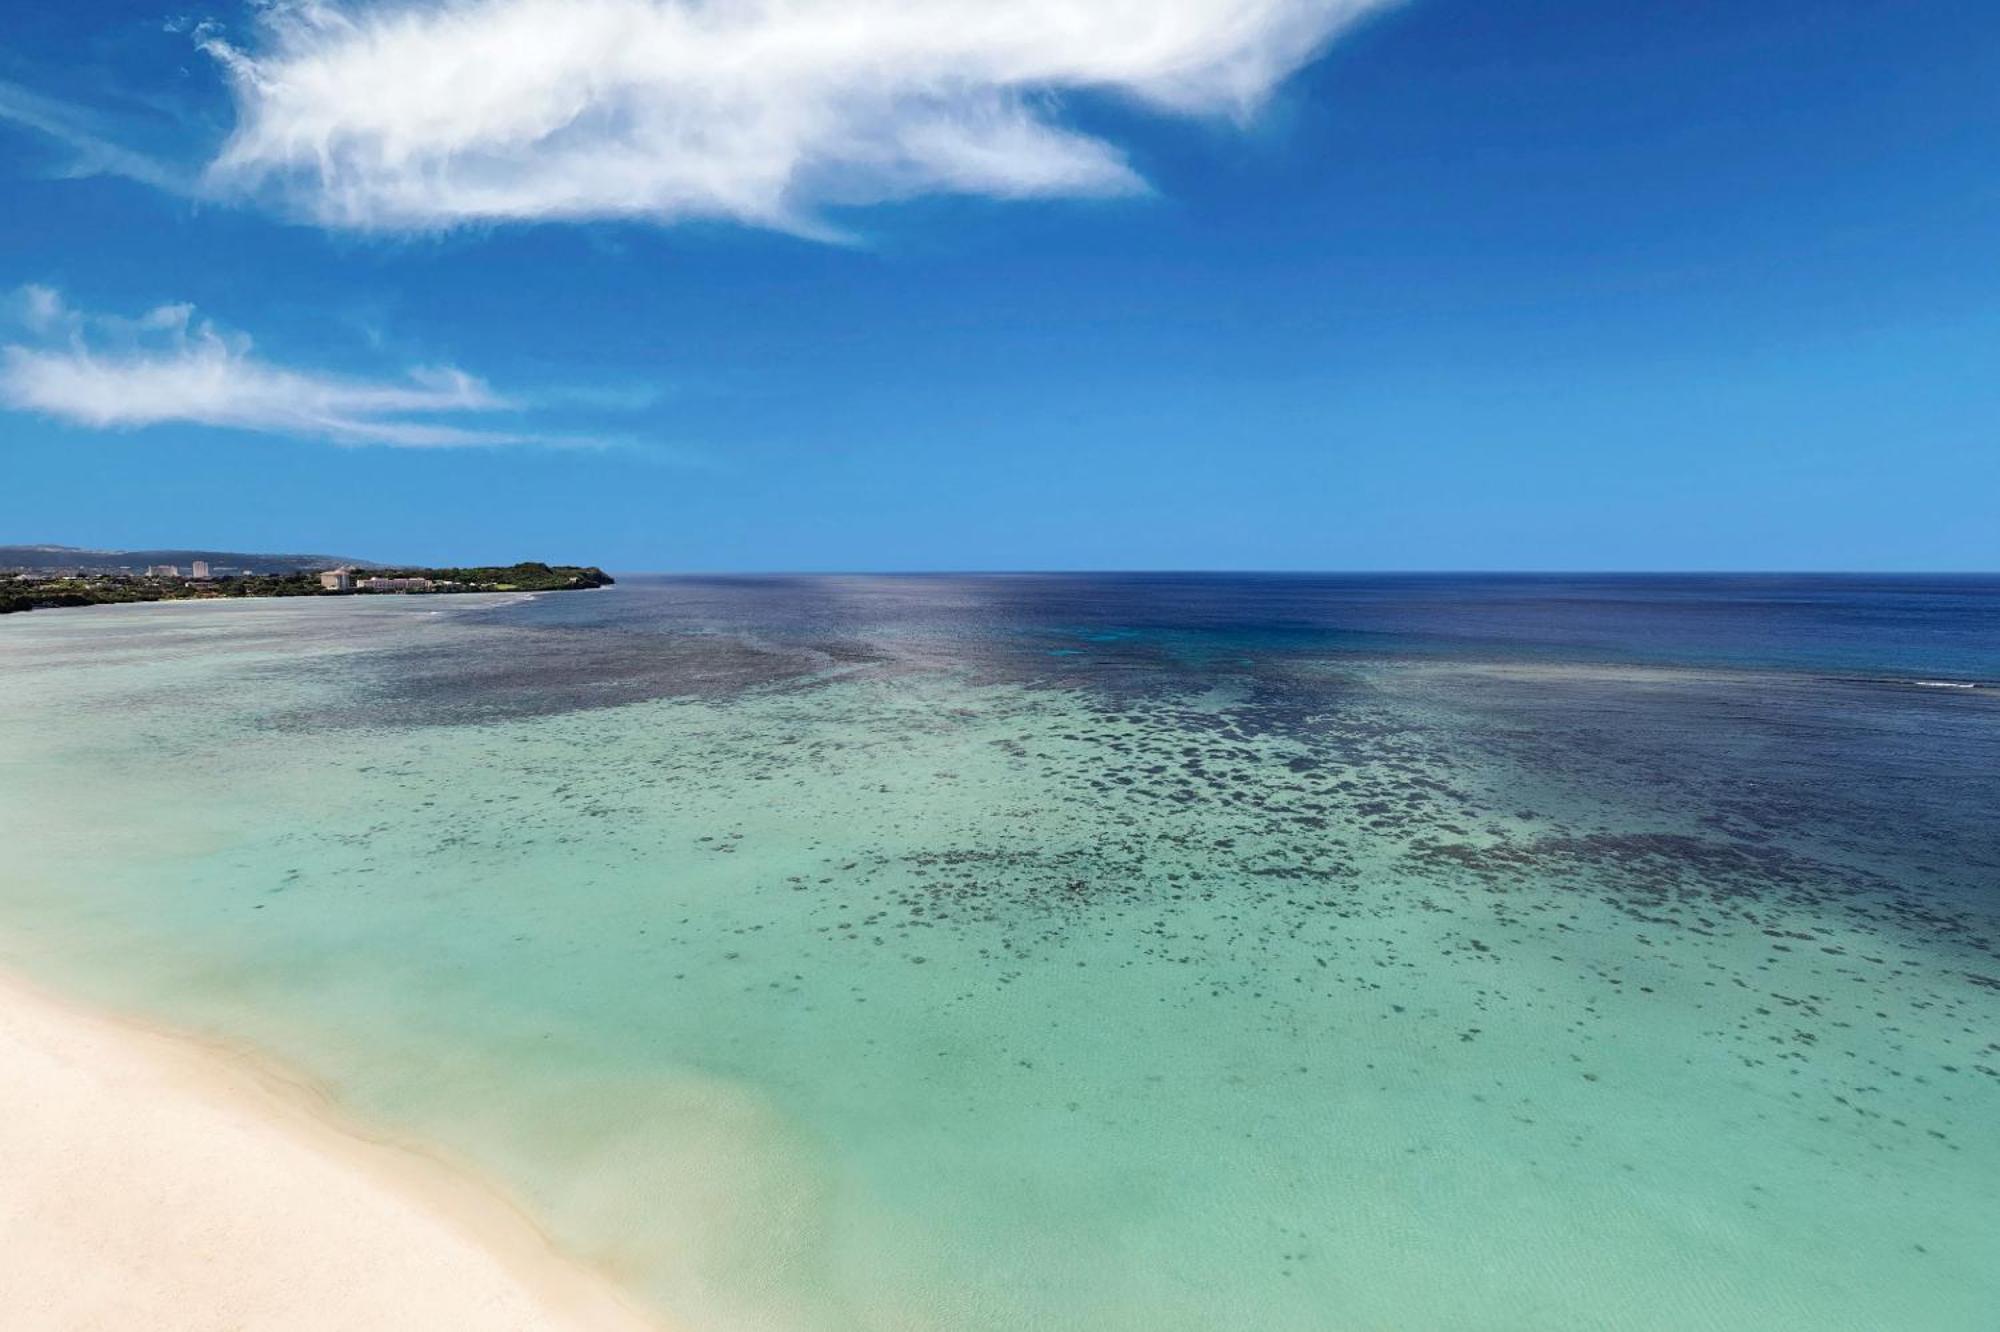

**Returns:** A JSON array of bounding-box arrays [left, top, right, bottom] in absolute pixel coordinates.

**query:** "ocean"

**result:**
[[1, 574, 1995, 1329]]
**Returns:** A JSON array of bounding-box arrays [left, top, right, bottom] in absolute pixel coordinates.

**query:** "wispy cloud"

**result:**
[[200, 0, 1394, 235], [0, 287, 558, 447], [0, 79, 193, 195]]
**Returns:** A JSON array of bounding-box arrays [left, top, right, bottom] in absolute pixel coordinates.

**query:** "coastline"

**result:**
[[0, 587, 589, 617], [0, 562, 614, 616], [0, 966, 666, 1332]]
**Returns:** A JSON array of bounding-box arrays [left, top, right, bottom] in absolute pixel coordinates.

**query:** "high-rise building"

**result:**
[[319, 569, 354, 591], [190, 561, 211, 579]]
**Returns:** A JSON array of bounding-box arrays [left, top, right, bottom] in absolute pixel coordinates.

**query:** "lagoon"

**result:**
[[2, 574, 1995, 1330]]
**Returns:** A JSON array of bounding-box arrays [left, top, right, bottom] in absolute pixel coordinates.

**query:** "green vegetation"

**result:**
[[384, 562, 616, 593], [0, 563, 613, 615]]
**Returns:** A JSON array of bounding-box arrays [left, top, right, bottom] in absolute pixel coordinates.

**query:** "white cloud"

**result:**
[[202, 0, 1393, 234], [0, 80, 192, 195], [1, 287, 544, 447]]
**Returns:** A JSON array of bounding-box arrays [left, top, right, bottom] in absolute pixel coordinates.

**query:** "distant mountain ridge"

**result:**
[[0, 545, 386, 574]]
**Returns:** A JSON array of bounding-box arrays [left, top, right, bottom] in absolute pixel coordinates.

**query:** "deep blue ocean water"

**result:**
[[530, 572, 2000, 679]]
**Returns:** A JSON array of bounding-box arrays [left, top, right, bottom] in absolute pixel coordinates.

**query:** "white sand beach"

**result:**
[[0, 970, 662, 1332]]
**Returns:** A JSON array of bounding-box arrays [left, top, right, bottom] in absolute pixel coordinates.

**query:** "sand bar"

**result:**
[[0, 969, 663, 1332]]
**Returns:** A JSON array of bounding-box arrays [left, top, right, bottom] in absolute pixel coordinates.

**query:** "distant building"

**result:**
[[190, 561, 211, 580], [319, 569, 354, 591], [146, 564, 179, 577], [356, 576, 434, 593]]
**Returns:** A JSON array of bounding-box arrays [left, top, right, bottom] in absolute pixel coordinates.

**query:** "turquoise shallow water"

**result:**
[[0, 576, 1996, 1329]]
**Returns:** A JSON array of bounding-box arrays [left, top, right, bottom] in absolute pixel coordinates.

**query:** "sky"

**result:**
[[1, 0, 1995, 572]]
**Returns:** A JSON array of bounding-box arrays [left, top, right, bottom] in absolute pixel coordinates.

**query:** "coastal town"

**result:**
[[317, 569, 448, 593], [108, 562, 445, 591], [1, 549, 614, 615]]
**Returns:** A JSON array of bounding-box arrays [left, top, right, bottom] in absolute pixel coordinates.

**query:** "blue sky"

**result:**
[[2, 0, 1995, 571]]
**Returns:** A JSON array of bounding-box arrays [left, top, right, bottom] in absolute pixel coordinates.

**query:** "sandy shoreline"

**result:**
[[0, 969, 665, 1332]]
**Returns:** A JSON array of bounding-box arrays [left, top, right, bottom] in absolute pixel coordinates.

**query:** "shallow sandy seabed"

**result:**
[[1, 583, 1995, 1330], [0, 969, 661, 1332]]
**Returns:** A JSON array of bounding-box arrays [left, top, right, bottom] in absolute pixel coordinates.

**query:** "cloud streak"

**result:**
[[1, 287, 548, 447], [201, 0, 1393, 234], [0, 80, 193, 195]]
